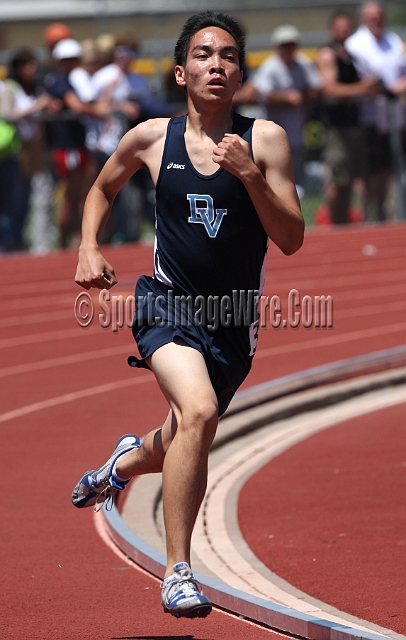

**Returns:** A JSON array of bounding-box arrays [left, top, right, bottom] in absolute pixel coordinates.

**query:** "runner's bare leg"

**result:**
[[116, 341, 218, 576], [116, 410, 177, 476]]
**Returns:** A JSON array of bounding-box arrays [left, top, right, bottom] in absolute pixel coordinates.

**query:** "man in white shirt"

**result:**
[[316, 11, 379, 224], [345, 2, 404, 93], [82, 40, 140, 242], [91, 43, 140, 156], [345, 2, 406, 220]]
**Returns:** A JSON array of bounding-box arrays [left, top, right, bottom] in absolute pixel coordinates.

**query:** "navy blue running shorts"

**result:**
[[128, 275, 254, 417]]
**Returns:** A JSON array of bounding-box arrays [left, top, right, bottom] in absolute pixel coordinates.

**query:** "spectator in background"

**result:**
[[116, 33, 170, 121], [240, 26, 322, 196], [94, 33, 116, 70], [317, 11, 379, 224], [114, 33, 170, 239], [45, 38, 111, 248], [91, 37, 140, 156], [24, 21, 74, 254], [345, 2, 406, 221], [69, 38, 102, 103], [43, 22, 72, 52], [68, 38, 102, 174], [90, 36, 142, 242], [48, 36, 141, 248], [40, 22, 73, 89], [0, 48, 60, 251]]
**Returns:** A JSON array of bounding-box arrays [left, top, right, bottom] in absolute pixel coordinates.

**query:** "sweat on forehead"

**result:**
[[190, 34, 239, 56], [174, 11, 246, 68]]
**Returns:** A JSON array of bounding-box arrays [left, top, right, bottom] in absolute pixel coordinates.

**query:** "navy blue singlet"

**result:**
[[153, 113, 268, 301]]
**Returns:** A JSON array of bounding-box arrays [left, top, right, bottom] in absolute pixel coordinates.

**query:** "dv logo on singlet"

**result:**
[[187, 194, 227, 238]]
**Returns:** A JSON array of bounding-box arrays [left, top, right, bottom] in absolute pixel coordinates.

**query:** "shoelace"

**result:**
[[93, 479, 116, 513], [161, 575, 203, 602]]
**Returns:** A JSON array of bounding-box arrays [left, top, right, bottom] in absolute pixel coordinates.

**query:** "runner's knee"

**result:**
[[178, 398, 218, 441]]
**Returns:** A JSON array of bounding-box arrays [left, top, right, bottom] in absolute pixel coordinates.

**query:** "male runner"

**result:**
[[72, 11, 304, 619]]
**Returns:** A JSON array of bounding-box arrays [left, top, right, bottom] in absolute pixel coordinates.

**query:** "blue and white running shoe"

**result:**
[[161, 562, 212, 618], [71, 434, 140, 510]]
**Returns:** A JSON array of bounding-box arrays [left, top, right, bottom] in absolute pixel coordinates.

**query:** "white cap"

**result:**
[[271, 25, 300, 46], [52, 38, 83, 60]]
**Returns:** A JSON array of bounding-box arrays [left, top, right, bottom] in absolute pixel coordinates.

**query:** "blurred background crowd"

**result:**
[[1, 0, 406, 254]]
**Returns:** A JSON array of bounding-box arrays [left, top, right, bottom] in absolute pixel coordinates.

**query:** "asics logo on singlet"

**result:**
[[167, 162, 185, 169], [187, 194, 227, 238]]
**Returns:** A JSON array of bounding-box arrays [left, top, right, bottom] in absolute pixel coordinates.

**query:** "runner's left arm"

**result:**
[[212, 119, 304, 255]]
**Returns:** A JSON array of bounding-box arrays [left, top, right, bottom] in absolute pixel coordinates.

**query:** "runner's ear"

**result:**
[[174, 65, 187, 88]]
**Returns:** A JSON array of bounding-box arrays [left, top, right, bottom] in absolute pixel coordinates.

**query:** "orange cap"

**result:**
[[43, 23, 72, 48]]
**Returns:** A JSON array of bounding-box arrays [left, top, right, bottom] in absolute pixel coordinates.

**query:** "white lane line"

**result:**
[[1, 293, 90, 311], [310, 283, 403, 303], [192, 384, 406, 634], [93, 510, 284, 635], [3, 320, 406, 377], [0, 327, 100, 350], [0, 373, 153, 425], [0, 270, 144, 297], [256, 322, 406, 359], [265, 267, 405, 291], [1, 262, 404, 329], [0, 310, 73, 328], [0, 289, 133, 311], [0, 344, 133, 377], [0, 280, 398, 313], [93, 509, 160, 576], [0, 257, 400, 298], [331, 300, 406, 319]]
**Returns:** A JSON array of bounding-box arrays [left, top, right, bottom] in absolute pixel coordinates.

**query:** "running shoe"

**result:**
[[161, 561, 212, 618], [71, 434, 140, 510]]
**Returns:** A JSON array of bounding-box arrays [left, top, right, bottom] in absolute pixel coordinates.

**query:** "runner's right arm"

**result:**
[[75, 118, 168, 290]]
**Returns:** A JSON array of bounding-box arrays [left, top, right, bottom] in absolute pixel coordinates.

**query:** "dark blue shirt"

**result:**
[[154, 113, 268, 302]]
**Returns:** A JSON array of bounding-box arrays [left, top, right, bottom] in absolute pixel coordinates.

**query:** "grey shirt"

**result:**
[[252, 52, 321, 148]]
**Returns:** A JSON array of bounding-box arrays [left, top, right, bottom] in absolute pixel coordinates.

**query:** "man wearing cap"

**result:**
[[46, 39, 111, 248], [244, 25, 322, 195], [45, 38, 139, 247]]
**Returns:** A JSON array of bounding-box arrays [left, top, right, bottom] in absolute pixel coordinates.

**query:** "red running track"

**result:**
[[238, 402, 406, 635], [0, 223, 405, 638]]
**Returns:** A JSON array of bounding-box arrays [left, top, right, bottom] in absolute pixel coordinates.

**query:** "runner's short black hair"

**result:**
[[174, 11, 246, 69]]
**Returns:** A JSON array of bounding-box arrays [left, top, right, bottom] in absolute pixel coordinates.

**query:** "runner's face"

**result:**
[[175, 27, 243, 102]]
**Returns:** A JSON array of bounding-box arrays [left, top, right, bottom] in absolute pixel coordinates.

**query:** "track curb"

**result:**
[[101, 346, 406, 640]]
